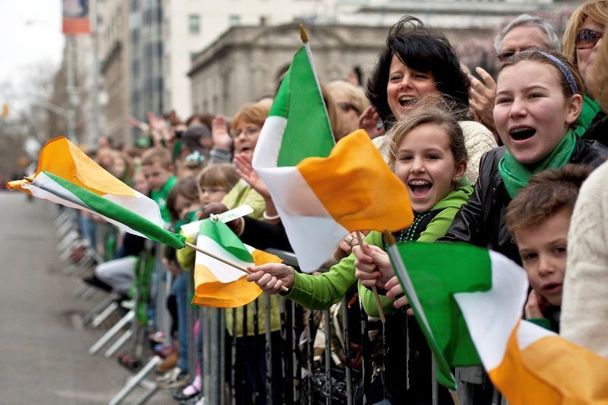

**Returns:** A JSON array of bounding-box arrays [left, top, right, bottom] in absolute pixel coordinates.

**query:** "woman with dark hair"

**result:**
[[366, 16, 496, 183]]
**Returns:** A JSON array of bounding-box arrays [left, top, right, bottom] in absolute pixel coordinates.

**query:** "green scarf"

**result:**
[[573, 95, 602, 137], [499, 129, 577, 198]]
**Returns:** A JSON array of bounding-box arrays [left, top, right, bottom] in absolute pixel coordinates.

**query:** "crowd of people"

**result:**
[[66, 3, 608, 404]]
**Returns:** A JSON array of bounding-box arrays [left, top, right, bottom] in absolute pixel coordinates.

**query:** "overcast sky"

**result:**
[[0, 0, 64, 88]]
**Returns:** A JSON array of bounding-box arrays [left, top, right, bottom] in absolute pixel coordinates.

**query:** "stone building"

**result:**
[[187, 22, 390, 116]]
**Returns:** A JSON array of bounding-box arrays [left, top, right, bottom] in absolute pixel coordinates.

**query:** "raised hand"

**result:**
[[211, 115, 233, 150], [358, 106, 385, 139], [234, 153, 270, 199], [468, 67, 498, 134]]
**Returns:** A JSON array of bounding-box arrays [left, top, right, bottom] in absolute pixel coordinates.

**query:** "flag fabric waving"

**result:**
[[193, 219, 281, 308], [8, 137, 184, 249], [253, 35, 413, 272], [387, 241, 608, 402]]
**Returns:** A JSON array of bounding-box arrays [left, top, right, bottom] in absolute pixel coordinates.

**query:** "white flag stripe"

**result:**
[[254, 116, 349, 272], [518, 320, 555, 350], [252, 116, 287, 169], [453, 251, 528, 370], [195, 234, 253, 283], [104, 192, 163, 228], [27, 173, 154, 239]]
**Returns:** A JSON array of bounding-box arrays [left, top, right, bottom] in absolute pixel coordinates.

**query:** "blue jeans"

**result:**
[[171, 272, 189, 373]]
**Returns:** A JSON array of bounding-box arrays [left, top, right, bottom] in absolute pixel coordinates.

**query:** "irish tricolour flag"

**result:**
[[192, 219, 281, 308], [253, 31, 413, 272], [387, 242, 608, 402], [8, 137, 184, 249]]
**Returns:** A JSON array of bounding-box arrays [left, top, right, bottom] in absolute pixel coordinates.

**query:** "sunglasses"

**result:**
[[575, 28, 603, 49]]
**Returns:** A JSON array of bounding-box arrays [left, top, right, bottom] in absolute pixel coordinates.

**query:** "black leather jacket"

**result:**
[[441, 139, 608, 264]]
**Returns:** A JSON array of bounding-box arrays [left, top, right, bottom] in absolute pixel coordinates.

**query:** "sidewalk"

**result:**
[[0, 193, 172, 404]]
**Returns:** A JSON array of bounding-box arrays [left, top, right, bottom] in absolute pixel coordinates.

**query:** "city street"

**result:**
[[0, 192, 171, 404]]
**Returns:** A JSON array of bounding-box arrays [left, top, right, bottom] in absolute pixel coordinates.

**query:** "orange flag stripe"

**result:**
[[36, 137, 135, 197], [489, 321, 608, 404], [297, 130, 413, 232]]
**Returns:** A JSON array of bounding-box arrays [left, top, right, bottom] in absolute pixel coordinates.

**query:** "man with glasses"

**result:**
[[468, 15, 560, 137]]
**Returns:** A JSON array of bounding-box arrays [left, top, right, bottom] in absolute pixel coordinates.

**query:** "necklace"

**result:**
[[396, 212, 433, 243]]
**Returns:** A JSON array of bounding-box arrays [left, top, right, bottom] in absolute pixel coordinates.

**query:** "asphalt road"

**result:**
[[0, 192, 172, 404]]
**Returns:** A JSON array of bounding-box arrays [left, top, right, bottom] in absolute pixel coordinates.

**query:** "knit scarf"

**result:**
[[573, 95, 602, 137], [499, 129, 577, 198]]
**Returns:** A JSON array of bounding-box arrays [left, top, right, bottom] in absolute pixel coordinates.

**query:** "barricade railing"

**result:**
[[52, 206, 447, 405]]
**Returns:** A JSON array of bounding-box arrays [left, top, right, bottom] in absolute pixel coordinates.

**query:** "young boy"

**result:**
[[505, 164, 591, 332], [141, 147, 177, 224]]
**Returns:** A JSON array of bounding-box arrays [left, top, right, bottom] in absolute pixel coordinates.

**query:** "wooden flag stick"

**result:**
[[356, 231, 386, 323], [449, 390, 461, 405], [184, 241, 289, 293]]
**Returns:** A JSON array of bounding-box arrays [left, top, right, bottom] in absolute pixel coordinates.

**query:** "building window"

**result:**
[[189, 14, 200, 34], [229, 15, 240, 27]]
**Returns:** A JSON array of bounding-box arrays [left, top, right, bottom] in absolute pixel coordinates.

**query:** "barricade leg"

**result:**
[[108, 355, 161, 405], [89, 310, 134, 355]]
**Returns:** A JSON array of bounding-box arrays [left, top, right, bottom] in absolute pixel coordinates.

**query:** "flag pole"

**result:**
[[356, 231, 386, 323], [184, 241, 289, 293], [382, 231, 460, 405]]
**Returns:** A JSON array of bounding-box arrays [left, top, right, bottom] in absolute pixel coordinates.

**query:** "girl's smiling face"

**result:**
[[494, 61, 582, 165], [393, 123, 465, 213]]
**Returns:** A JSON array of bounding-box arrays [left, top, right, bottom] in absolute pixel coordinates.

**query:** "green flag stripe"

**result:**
[[397, 242, 492, 362], [387, 243, 457, 389], [269, 70, 289, 119], [199, 219, 253, 263], [276, 46, 334, 167], [45, 171, 185, 249]]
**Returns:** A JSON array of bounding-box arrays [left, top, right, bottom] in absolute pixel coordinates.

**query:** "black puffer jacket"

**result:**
[[441, 139, 608, 264]]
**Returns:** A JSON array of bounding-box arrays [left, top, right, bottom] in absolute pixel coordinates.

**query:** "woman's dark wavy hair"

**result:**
[[366, 16, 471, 129]]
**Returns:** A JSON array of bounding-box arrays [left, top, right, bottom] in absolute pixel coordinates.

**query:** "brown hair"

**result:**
[[140, 147, 173, 169], [166, 176, 199, 221], [498, 50, 585, 98], [385, 98, 468, 172], [562, 0, 608, 66], [197, 163, 239, 192], [230, 100, 271, 132], [505, 164, 591, 235]]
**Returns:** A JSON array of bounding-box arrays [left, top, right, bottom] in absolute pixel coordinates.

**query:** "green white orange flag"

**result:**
[[193, 219, 281, 308], [387, 241, 608, 402], [7, 136, 185, 249], [252, 33, 413, 272]]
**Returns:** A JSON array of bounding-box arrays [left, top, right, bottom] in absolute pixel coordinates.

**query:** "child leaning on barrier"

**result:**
[[504, 164, 591, 332], [247, 103, 473, 403]]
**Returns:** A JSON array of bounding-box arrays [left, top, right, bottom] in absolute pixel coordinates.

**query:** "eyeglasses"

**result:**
[[337, 102, 359, 114], [230, 126, 260, 138], [575, 28, 603, 50]]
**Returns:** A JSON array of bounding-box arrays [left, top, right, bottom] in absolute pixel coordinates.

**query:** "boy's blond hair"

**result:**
[[141, 147, 173, 170]]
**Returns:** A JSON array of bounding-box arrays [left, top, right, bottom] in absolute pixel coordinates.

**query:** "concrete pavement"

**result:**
[[0, 192, 173, 404]]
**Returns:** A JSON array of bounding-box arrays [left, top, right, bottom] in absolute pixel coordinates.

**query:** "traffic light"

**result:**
[[1, 103, 8, 120]]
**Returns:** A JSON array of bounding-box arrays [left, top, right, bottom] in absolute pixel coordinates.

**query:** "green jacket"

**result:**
[[287, 184, 473, 314], [151, 175, 177, 224]]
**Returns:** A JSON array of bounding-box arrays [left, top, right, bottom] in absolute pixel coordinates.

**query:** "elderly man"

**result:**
[[468, 14, 560, 136]]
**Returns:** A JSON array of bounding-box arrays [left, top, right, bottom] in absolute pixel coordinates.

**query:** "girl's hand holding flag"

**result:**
[[353, 244, 392, 290]]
